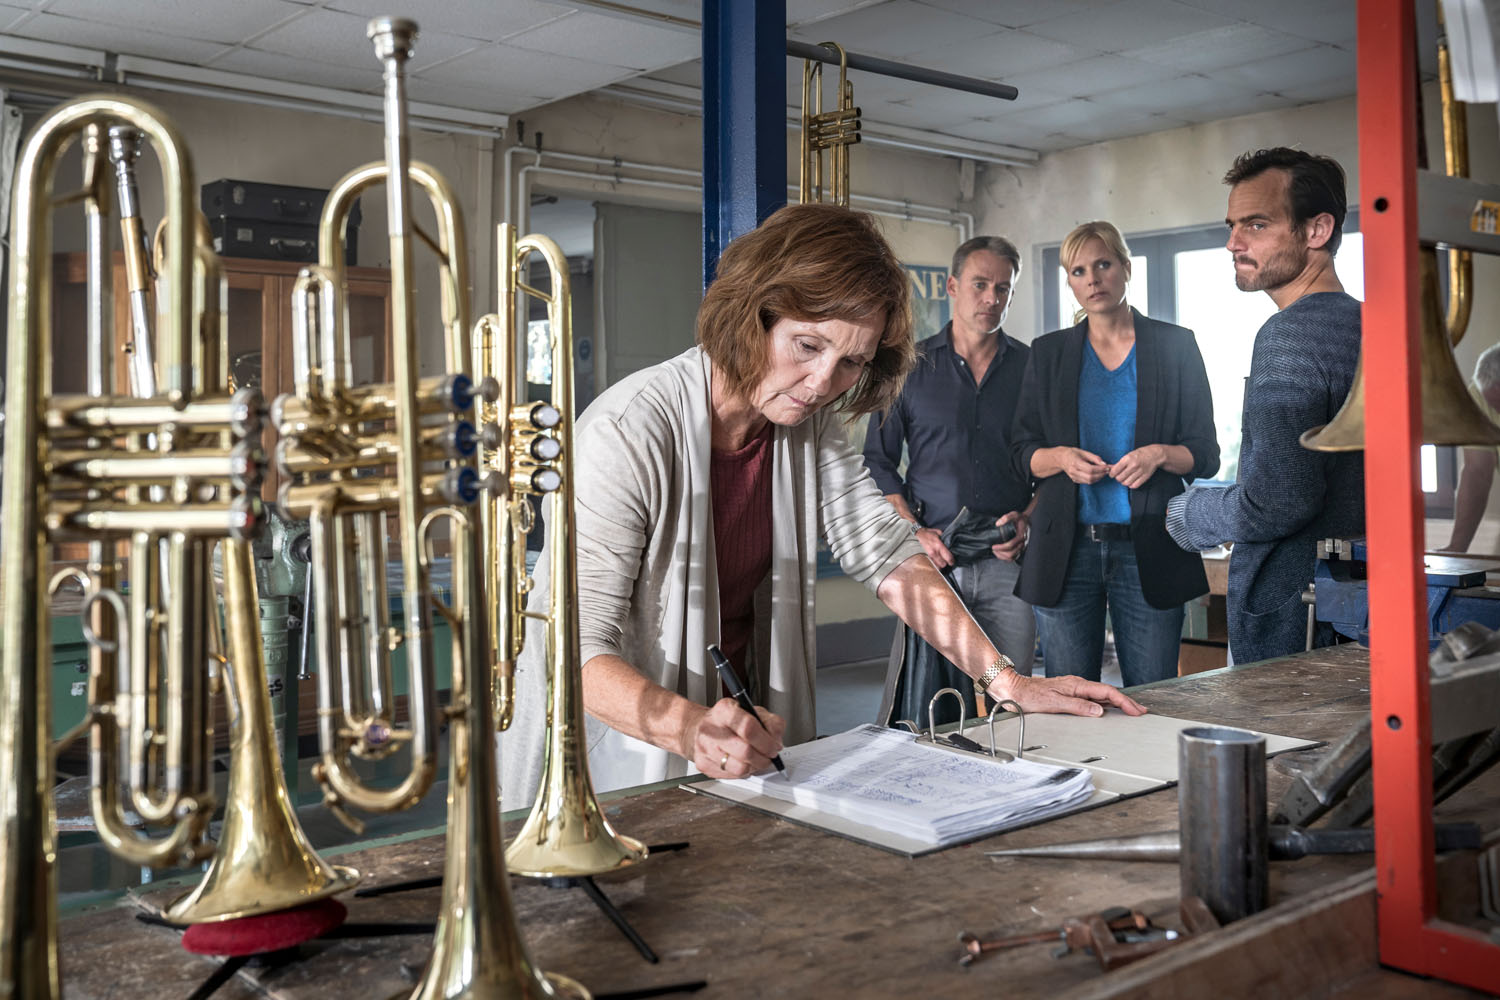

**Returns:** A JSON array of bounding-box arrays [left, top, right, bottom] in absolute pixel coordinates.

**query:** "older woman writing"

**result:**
[[502, 204, 1144, 805]]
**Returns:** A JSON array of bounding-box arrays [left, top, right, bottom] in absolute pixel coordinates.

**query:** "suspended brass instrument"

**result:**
[[0, 96, 264, 998], [279, 17, 584, 998], [1301, 16, 1495, 453], [478, 225, 647, 880], [799, 41, 861, 206]]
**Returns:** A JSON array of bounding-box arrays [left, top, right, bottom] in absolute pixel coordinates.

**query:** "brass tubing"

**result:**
[[274, 425, 472, 477], [45, 502, 259, 536], [1437, 11, 1473, 345], [277, 472, 473, 515], [273, 375, 471, 431], [47, 392, 263, 435], [52, 450, 258, 481]]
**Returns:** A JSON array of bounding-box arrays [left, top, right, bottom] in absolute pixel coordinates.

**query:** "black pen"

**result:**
[[707, 644, 787, 778]]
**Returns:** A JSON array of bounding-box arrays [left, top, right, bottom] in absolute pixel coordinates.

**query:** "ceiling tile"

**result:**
[[248, 7, 481, 72], [879, 83, 1049, 128], [788, 0, 1003, 59], [206, 46, 384, 92], [417, 41, 634, 110], [905, 27, 1094, 81], [1174, 0, 1355, 46], [1121, 23, 1319, 73], [786, 0, 893, 29], [8, 12, 234, 61], [1087, 72, 1245, 113], [644, 59, 701, 88], [45, 0, 306, 44], [1000, 97, 1105, 131], [324, 0, 575, 44], [1277, 77, 1358, 105], [1174, 90, 1301, 124], [1003, 54, 1179, 100], [917, 0, 1128, 29], [409, 77, 533, 114], [1025, 0, 1237, 53], [501, 9, 698, 71], [1063, 109, 1190, 143], [1213, 44, 1355, 93]]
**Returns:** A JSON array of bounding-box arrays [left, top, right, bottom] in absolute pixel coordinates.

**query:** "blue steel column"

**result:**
[[702, 0, 786, 287]]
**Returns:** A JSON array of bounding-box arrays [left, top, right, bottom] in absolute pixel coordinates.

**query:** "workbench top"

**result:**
[[52, 644, 1499, 999]]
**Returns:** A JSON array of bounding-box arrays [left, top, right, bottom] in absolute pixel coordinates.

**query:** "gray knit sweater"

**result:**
[[1166, 292, 1364, 663]]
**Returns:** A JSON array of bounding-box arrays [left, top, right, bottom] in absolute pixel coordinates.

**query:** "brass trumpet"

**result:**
[[0, 95, 264, 998], [479, 226, 647, 880], [799, 41, 861, 206], [281, 17, 583, 998]]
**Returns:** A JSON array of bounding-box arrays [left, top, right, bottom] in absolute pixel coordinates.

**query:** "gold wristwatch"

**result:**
[[978, 654, 1014, 694]]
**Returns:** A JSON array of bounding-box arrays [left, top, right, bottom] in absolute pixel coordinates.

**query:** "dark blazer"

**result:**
[[1011, 309, 1219, 610]]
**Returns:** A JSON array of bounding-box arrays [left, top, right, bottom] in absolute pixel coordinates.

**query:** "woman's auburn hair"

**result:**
[[696, 203, 916, 417]]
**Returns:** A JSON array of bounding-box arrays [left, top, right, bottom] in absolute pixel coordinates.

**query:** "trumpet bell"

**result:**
[[503, 766, 648, 880], [165, 539, 359, 925], [1301, 252, 1500, 451]]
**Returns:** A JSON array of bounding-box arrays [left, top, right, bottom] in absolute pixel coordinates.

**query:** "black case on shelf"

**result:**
[[201, 179, 362, 265]]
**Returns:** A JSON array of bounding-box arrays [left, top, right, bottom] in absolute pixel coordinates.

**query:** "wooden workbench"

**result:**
[[53, 644, 1499, 998]]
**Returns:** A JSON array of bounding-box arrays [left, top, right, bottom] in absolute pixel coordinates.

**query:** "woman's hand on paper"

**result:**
[[988, 669, 1148, 719], [686, 697, 786, 778]]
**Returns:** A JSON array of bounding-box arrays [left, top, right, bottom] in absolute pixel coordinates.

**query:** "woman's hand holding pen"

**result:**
[[986, 667, 1148, 719], [684, 698, 786, 778]]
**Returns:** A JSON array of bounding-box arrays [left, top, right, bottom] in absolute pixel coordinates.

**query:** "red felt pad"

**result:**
[[180, 898, 347, 956]]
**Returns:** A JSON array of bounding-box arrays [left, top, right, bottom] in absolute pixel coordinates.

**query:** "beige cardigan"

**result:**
[[499, 347, 922, 808]]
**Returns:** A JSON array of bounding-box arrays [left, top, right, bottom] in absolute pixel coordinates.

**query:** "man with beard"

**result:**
[[864, 236, 1034, 722], [1165, 148, 1364, 664]]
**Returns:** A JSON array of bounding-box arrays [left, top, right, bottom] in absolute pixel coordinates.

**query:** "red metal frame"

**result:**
[[1359, 0, 1500, 989]]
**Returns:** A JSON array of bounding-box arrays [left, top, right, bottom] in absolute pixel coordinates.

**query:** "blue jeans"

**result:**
[[1033, 534, 1183, 688]]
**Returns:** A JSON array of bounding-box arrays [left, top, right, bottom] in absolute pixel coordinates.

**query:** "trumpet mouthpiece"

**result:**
[[367, 16, 418, 59]]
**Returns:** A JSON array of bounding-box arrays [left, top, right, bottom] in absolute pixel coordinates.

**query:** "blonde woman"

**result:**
[[1011, 221, 1218, 686]]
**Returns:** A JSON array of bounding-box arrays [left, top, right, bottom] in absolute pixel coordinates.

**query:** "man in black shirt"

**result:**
[[864, 236, 1035, 722]]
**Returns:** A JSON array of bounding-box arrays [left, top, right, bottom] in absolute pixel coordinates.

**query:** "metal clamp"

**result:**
[[928, 687, 966, 743], [987, 698, 1025, 761]]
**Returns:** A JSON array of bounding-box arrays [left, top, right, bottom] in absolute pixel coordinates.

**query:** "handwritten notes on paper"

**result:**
[[729, 724, 1094, 848]]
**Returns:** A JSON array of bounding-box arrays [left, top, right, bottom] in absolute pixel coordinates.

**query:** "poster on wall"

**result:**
[[904, 263, 951, 343]]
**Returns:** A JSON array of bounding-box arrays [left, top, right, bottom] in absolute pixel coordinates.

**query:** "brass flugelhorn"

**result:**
[[479, 226, 647, 879], [281, 17, 584, 998], [0, 95, 265, 998], [799, 40, 861, 206]]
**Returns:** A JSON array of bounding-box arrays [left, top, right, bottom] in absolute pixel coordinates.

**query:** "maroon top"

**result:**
[[711, 424, 774, 688]]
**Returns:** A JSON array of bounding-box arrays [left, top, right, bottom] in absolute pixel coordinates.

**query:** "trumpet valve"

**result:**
[[229, 386, 266, 438], [513, 401, 561, 430], [512, 467, 561, 495], [441, 466, 482, 505], [437, 420, 479, 459]]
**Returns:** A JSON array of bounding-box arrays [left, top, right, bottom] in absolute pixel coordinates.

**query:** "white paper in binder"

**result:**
[[690, 712, 1317, 857]]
